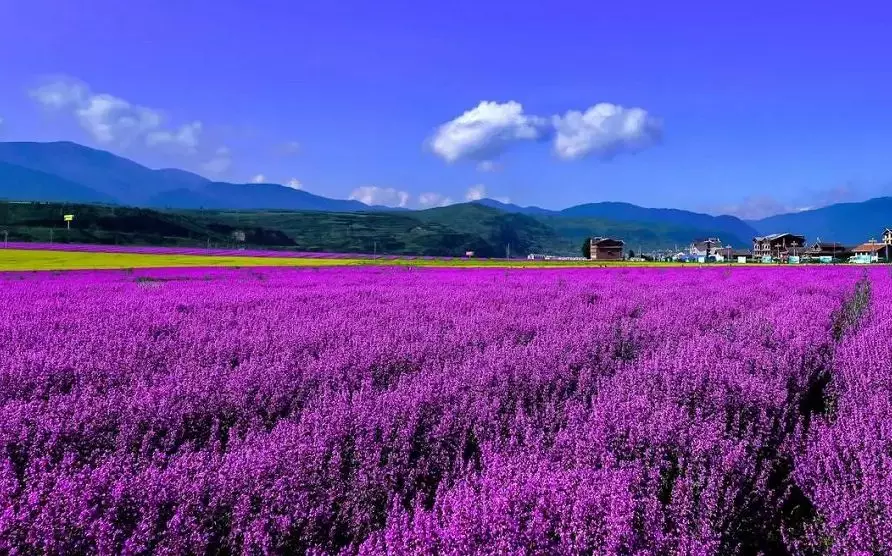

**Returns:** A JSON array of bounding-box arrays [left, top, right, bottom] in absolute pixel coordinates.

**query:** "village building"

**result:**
[[688, 238, 722, 258], [588, 237, 625, 261], [752, 233, 806, 260], [852, 240, 892, 263], [883, 228, 892, 245], [804, 241, 850, 261], [726, 248, 752, 262]]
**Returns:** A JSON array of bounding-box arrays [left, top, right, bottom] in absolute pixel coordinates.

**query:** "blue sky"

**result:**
[[1, 0, 891, 218]]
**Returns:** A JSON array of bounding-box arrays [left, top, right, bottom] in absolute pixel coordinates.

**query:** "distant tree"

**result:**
[[628, 249, 636, 259], [581, 238, 591, 259]]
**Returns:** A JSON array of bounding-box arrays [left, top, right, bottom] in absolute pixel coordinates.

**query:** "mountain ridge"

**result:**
[[3, 139, 879, 247], [0, 141, 753, 229], [750, 197, 892, 244]]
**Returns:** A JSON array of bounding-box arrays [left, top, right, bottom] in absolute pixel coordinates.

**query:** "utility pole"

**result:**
[[2, 230, 7, 248], [374, 241, 377, 258], [506, 243, 511, 259], [50, 228, 53, 244]]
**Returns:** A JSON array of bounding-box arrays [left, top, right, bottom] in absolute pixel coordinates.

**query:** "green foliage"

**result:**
[[0, 200, 748, 257]]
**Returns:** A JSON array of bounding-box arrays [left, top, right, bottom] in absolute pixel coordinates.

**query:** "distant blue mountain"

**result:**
[[558, 202, 759, 246], [0, 141, 202, 205], [474, 198, 758, 246], [751, 197, 892, 245], [147, 182, 373, 212], [472, 198, 554, 216], [0, 141, 389, 212], [0, 161, 116, 204], [152, 168, 211, 189], [4, 140, 874, 246]]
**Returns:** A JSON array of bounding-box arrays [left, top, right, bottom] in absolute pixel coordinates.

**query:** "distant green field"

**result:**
[[0, 249, 691, 271]]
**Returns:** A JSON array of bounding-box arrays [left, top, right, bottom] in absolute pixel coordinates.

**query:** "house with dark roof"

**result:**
[[588, 237, 624, 261], [688, 238, 722, 258], [752, 233, 806, 261], [804, 241, 850, 261]]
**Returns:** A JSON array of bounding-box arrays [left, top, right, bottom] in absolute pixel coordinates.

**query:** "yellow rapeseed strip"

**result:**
[[0, 250, 361, 271], [0, 248, 696, 271]]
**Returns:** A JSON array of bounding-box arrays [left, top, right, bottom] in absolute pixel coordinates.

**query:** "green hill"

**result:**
[[1, 200, 746, 257]]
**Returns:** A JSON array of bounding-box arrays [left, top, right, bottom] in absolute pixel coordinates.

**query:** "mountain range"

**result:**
[[0, 140, 886, 250]]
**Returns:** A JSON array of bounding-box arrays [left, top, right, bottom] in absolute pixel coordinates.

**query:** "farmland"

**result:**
[[1, 265, 888, 553], [0, 245, 680, 271]]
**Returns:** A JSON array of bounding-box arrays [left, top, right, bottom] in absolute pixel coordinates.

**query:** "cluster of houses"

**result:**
[[559, 230, 892, 263]]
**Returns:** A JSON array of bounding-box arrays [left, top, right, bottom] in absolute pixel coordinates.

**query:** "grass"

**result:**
[[0, 248, 697, 271]]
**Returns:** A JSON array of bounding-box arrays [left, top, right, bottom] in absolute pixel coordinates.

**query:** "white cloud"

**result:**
[[552, 103, 661, 160], [286, 178, 303, 190], [30, 80, 88, 109], [477, 160, 500, 172], [349, 186, 410, 208], [30, 77, 203, 154], [146, 121, 202, 153], [74, 93, 161, 146], [251, 174, 267, 184], [430, 101, 548, 162], [430, 100, 662, 165], [418, 192, 454, 208], [465, 184, 486, 201], [202, 146, 232, 175]]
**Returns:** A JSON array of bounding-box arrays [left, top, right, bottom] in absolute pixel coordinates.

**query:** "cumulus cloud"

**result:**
[[30, 77, 202, 153], [349, 186, 410, 208], [429, 100, 661, 164], [251, 174, 267, 184], [286, 178, 303, 190], [430, 101, 548, 162], [30, 80, 88, 109], [552, 103, 661, 160], [418, 192, 454, 208], [146, 121, 202, 153], [465, 184, 486, 201], [202, 146, 232, 175]]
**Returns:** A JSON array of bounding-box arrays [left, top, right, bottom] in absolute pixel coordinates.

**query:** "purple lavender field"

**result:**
[[0, 266, 887, 554]]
